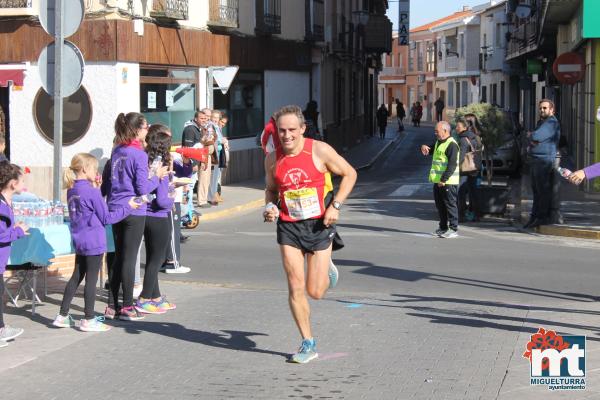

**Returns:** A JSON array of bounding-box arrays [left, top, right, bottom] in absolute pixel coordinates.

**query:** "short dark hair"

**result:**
[[0, 161, 22, 190]]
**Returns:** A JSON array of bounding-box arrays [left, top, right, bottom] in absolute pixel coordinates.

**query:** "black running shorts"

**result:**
[[277, 219, 337, 253]]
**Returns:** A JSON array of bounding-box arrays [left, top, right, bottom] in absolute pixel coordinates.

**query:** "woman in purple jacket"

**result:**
[[103, 113, 168, 321], [569, 163, 600, 185], [0, 162, 28, 346], [53, 153, 138, 332], [135, 124, 177, 314]]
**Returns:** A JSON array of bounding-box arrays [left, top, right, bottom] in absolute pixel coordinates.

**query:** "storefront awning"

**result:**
[[0, 69, 24, 87]]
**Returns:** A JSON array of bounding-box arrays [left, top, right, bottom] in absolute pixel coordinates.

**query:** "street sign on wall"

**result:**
[[553, 52, 585, 85], [398, 0, 409, 46]]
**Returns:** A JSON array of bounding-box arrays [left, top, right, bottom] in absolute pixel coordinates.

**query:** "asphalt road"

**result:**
[[3, 125, 600, 400]]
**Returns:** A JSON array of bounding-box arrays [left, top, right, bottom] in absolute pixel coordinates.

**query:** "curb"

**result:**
[[199, 198, 264, 222], [355, 138, 397, 171], [536, 224, 600, 240]]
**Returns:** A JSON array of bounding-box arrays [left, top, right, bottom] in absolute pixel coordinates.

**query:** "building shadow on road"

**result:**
[[338, 223, 431, 236], [345, 200, 437, 222], [334, 258, 599, 303], [120, 322, 289, 359]]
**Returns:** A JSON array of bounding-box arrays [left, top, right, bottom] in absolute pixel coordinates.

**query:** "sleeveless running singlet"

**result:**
[[275, 138, 331, 222]]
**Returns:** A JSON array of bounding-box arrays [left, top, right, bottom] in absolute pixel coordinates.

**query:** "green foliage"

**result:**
[[454, 103, 510, 153]]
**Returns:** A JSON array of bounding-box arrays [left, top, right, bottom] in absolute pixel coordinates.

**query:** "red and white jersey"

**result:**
[[274, 138, 329, 222]]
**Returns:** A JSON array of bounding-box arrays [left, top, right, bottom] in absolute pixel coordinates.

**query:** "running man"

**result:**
[[263, 105, 357, 364]]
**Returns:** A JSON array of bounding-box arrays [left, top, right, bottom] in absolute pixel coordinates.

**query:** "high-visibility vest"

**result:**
[[429, 137, 459, 184]]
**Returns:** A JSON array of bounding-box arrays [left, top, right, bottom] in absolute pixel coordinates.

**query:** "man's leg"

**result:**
[[280, 245, 312, 340], [197, 158, 212, 207], [444, 185, 459, 231], [433, 184, 447, 231], [305, 244, 333, 301]]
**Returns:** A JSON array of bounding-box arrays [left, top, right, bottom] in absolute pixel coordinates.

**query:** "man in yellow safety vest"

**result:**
[[420, 121, 460, 238]]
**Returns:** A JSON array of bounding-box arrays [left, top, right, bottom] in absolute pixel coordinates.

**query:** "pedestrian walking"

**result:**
[[263, 105, 357, 364], [53, 153, 137, 332], [303, 100, 322, 141], [523, 99, 560, 229], [376, 104, 389, 139], [0, 161, 28, 346], [415, 102, 423, 127], [420, 121, 460, 238], [395, 99, 406, 132], [434, 97, 445, 122]]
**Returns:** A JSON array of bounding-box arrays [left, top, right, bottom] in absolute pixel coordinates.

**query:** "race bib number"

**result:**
[[283, 187, 320, 220]]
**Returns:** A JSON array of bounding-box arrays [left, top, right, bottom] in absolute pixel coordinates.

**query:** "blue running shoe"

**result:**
[[328, 259, 339, 289], [290, 338, 318, 364]]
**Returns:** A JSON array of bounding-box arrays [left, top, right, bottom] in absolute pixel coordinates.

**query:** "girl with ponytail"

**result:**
[[102, 113, 168, 321], [53, 153, 138, 332]]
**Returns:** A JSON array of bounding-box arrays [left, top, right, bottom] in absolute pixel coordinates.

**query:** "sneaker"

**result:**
[[155, 296, 177, 311], [104, 306, 118, 320], [135, 300, 166, 315], [52, 314, 75, 328], [433, 228, 447, 237], [80, 316, 111, 332], [0, 340, 7, 348], [164, 265, 191, 274], [290, 338, 318, 364], [440, 229, 459, 239], [133, 284, 143, 298], [118, 306, 146, 321], [0, 325, 24, 342], [328, 259, 339, 289]]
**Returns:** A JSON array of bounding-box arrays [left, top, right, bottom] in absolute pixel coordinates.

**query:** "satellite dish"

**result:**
[[515, 4, 532, 19]]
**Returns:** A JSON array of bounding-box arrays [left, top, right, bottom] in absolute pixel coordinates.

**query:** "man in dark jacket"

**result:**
[[434, 97, 445, 122], [181, 111, 205, 148], [524, 99, 561, 229]]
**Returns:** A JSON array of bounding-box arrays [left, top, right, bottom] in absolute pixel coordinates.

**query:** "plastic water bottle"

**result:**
[[264, 202, 279, 221], [133, 193, 157, 205], [149, 156, 162, 178], [557, 167, 572, 179]]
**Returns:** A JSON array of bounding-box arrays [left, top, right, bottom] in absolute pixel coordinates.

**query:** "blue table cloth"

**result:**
[[8, 223, 115, 266]]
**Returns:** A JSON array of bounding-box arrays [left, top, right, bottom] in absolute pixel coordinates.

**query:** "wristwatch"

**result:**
[[332, 200, 342, 210]]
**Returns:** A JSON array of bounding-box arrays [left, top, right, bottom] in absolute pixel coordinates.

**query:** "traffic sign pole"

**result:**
[[53, 0, 63, 202]]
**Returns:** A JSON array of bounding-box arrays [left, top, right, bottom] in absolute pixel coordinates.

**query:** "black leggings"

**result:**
[[59, 254, 103, 320], [0, 274, 5, 328], [111, 215, 145, 308], [166, 204, 181, 265], [140, 216, 171, 299]]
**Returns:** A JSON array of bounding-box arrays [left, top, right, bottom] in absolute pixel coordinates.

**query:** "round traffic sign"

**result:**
[[38, 40, 85, 97], [552, 52, 585, 85], [39, 0, 85, 38]]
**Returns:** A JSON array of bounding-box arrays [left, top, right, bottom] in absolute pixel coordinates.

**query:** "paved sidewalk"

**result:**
[[520, 168, 600, 239]]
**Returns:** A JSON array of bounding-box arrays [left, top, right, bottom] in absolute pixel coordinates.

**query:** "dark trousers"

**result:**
[[433, 184, 459, 231], [436, 110, 443, 122], [0, 274, 5, 328], [59, 254, 103, 319], [166, 203, 181, 265], [378, 125, 386, 138], [458, 175, 479, 217], [111, 215, 145, 308], [529, 158, 554, 221], [141, 216, 171, 299]]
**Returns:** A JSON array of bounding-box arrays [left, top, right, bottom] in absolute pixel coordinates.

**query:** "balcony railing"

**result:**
[[208, 0, 239, 29], [151, 0, 188, 20], [446, 56, 458, 70], [0, 0, 31, 6], [380, 67, 406, 76], [305, 0, 324, 42], [256, 0, 281, 35]]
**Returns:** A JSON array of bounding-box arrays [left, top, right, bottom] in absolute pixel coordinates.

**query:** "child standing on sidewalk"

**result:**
[[53, 153, 137, 332], [0, 161, 28, 346]]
